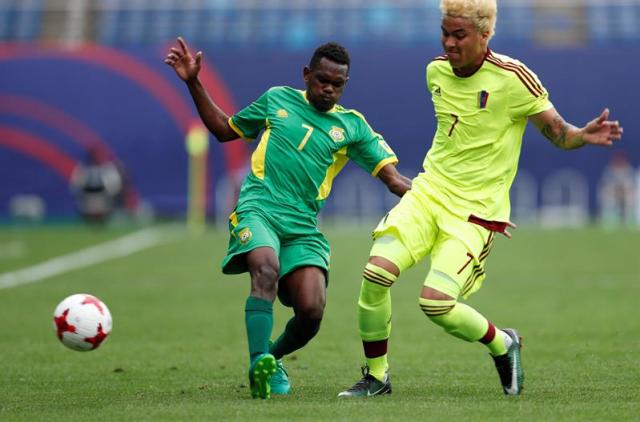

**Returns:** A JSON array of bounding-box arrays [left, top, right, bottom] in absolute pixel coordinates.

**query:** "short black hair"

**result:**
[[309, 42, 350, 71]]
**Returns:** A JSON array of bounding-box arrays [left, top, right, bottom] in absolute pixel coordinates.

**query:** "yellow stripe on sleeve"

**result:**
[[371, 157, 398, 177], [228, 117, 254, 140]]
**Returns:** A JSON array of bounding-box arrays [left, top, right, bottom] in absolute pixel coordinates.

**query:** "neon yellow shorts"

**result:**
[[370, 187, 495, 299]]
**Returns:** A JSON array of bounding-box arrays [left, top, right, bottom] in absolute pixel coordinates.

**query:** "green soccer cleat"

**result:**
[[337, 366, 392, 398], [249, 353, 277, 399], [269, 359, 291, 395], [492, 328, 524, 395]]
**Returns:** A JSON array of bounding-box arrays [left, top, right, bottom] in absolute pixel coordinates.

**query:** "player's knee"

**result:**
[[418, 296, 457, 322], [367, 256, 400, 277], [419, 270, 459, 321], [253, 261, 279, 282], [250, 262, 279, 297]]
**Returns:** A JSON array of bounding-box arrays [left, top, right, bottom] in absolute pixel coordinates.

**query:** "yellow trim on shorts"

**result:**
[[228, 211, 239, 237]]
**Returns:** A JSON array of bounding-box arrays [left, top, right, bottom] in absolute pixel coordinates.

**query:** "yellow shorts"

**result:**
[[370, 186, 495, 299]]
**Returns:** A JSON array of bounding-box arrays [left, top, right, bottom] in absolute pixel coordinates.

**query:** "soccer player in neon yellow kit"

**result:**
[[339, 0, 623, 397], [164, 38, 411, 399]]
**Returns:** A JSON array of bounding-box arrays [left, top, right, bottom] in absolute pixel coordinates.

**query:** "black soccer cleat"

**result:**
[[338, 366, 392, 397], [492, 328, 524, 395]]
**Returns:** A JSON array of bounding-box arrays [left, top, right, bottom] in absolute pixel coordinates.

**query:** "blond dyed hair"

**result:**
[[440, 0, 497, 40]]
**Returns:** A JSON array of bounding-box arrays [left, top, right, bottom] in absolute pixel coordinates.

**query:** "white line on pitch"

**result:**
[[0, 226, 174, 290]]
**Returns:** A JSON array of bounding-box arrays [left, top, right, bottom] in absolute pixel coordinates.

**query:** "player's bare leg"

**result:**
[[269, 266, 326, 394]]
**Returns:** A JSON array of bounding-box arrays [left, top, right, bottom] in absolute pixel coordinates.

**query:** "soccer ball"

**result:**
[[53, 293, 112, 351]]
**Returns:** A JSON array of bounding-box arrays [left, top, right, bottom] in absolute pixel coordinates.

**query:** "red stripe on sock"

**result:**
[[363, 339, 388, 358], [479, 322, 496, 344]]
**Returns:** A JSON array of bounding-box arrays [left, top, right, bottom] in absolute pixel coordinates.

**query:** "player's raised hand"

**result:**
[[164, 37, 202, 82], [582, 108, 624, 146]]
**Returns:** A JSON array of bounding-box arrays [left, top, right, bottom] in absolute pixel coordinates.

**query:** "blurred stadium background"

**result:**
[[1, 3, 639, 419], [1, 0, 639, 229]]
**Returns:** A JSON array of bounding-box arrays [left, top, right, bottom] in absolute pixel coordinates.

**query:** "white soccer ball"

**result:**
[[53, 293, 112, 351]]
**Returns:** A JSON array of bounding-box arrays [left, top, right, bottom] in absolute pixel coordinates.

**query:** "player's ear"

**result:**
[[303, 66, 311, 83]]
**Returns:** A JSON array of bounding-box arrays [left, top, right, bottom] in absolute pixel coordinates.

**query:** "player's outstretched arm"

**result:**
[[530, 107, 623, 150], [164, 37, 238, 142], [377, 164, 412, 197]]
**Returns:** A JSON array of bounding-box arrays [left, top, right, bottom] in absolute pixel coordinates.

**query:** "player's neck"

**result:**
[[453, 48, 489, 78]]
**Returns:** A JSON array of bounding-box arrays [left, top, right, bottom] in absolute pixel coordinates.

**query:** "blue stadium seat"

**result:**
[[3, 1, 640, 47], [4, 0, 44, 41]]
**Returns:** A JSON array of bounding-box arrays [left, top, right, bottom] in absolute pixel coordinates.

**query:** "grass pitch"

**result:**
[[0, 224, 638, 421]]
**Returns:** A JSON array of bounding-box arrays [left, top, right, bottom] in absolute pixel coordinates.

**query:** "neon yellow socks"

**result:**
[[358, 263, 396, 342], [482, 326, 513, 356], [366, 354, 388, 381], [358, 263, 397, 381], [421, 297, 513, 356], [421, 299, 488, 341]]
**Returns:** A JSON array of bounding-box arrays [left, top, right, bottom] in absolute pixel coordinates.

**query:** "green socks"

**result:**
[[245, 296, 273, 363], [270, 316, 309, 359]]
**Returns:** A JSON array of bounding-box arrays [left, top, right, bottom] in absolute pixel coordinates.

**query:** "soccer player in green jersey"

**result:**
[[339, 0, 623, 397], [164, 37, 411, 399]]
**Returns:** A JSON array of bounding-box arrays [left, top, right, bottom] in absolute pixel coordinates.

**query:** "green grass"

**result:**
[[0, 224, 638, 421]]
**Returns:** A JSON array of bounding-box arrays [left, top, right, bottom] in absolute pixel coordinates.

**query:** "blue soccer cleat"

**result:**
[[270, 358, 291, 395]]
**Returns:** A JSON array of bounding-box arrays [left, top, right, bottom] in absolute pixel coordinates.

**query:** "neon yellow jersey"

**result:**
[[417, 50, 553, 221], [229, 86, 398, 215]]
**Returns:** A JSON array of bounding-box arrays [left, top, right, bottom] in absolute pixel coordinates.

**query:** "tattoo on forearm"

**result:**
[[540, 113, 582, 149]]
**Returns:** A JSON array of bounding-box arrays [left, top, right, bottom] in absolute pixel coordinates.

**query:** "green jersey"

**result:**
[[229, 86, 398, 215], [417, 50, 553, 221]]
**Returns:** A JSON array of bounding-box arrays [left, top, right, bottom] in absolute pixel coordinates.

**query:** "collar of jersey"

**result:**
[[299, 90, 338, 113]]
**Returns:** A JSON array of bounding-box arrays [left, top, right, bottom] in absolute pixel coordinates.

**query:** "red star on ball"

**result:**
[[84, 323, 109, 349], [81, 295, 104, 314], [54, 309, 76, 340]]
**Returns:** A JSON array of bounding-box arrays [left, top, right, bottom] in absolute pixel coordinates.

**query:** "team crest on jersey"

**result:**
[[238, 227, 252, 244], [478, 90, 489, 109], [433, 86, 442, 96], [277, 109, 289, 118], [328, 126, 345, 142]]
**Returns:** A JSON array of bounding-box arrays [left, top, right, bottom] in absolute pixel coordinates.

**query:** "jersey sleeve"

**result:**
[[508, 62, 553, 119], [426, 62, 433, 93], [425, 60, 437, 94], [347, 113, 398, 176], [228, 89, 270, 140]]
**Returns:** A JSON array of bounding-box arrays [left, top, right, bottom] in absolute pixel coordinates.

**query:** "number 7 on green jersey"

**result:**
[[297, 124, 314, 150]]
